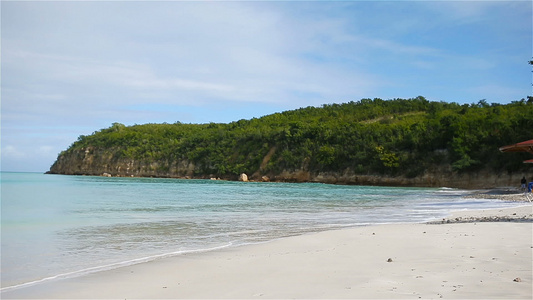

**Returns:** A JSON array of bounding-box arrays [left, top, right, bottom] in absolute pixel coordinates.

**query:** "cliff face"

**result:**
[[273, 169, 525, 189], [48, 147, 197, 178], [48, 146, 525, 189], [47, 99, 533, 188]]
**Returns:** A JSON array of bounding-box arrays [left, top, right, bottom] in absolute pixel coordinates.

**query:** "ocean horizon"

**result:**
[[0, 172, 524, 290]]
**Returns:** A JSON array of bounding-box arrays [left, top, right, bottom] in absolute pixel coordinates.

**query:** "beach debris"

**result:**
[[428, 214, 533, 224], [464, 191, 532, 202], [513, 277, 522, 282], [387, 258, 393, 262]]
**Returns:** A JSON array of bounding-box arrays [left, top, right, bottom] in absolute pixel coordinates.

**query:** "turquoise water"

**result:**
[[0, 172, 521, 289]]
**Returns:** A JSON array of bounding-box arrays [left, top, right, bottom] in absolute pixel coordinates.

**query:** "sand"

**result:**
[[2, 205, 532, 299]]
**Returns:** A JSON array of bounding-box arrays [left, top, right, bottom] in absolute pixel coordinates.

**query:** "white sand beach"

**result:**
[[2, 205, 532, 299]]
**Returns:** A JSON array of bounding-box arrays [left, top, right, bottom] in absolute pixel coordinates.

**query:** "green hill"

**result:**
[[48, 97, 533, 188]]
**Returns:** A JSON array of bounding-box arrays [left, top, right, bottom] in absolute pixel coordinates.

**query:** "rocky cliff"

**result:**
[[47, 98, 533, 188], [48, 146, 526, 189], [48, 146, 197, 178]]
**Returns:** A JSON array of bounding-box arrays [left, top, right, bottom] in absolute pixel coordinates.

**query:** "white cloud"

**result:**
[[36, 146, 55, 157], [1, 0, 530, 171], [423, 1, 510, 23], [2, 145, 26, 160]]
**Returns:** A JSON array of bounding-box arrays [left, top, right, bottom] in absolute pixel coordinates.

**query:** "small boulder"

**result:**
[[239, 173, 249, 182]]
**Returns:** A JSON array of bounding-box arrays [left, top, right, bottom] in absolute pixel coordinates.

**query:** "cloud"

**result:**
[[1, 1, 530, 172], [2, 3, 380, 112], [4, 1, 460, 114], [422, 1, 512, 23], [2, 144, 58, 172], [36, 146, 55, 157], [2, 145, 26, 160]]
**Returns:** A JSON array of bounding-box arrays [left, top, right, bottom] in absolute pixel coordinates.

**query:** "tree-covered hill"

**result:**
[[48, 97, 533, 187]]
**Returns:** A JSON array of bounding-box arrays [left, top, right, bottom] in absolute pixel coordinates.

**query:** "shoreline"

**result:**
[[44, 171, 533, 190], [2, 199, 529, 293], [2, 205, 531, 299]]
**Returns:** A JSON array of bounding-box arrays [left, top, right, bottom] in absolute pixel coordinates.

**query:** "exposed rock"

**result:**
[[428, 214, 533, 224], [48, 147, 198, 178], [387, 258, 393, 262], [239, 173, 249, 182], [259, 147, 276, 171], [47, 147, 533, 190], [464, 189, 532, 202]]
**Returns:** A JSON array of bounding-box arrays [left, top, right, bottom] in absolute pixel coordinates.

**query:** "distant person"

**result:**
[[521, 176, 527, 191]]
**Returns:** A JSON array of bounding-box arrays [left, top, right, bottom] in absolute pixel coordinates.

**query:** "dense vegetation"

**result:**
[[55, 97, 533, 179]]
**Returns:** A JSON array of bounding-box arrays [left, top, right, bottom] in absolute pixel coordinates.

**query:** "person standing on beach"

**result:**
[[521, 176, 527, 191]]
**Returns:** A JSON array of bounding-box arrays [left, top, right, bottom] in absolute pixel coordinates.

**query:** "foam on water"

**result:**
[[0, 242, 234, 292]]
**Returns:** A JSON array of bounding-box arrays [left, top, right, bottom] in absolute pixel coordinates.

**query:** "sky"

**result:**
[[1, 0, 532, 172]]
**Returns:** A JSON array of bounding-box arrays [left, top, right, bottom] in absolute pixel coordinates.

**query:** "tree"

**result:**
[[49, 97, 533, 179]]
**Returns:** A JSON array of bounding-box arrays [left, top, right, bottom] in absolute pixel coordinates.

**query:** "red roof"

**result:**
[[499, 139, 533, 154]]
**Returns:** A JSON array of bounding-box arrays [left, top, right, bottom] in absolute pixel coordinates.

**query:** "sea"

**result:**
[[0, 172, 524, 290]]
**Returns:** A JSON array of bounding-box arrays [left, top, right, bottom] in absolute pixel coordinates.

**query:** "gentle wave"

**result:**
[[0, 243, 234, 292]]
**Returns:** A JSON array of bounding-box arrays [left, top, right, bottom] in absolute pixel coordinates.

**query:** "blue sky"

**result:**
[[1, 0, 531, 172]]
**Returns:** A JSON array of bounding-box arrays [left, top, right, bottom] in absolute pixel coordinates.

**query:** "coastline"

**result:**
[[45, 170, 532, 190], [2, 204, 531, 299]]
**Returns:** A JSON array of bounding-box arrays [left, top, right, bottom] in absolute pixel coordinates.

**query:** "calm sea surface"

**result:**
[[0, 172, 522, 289]]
